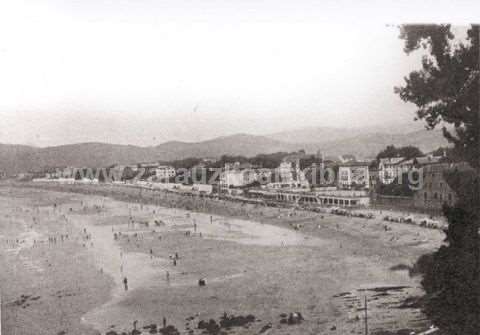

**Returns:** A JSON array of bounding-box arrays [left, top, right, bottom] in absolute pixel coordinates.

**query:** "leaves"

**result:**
[[397, 24, 479, 169]]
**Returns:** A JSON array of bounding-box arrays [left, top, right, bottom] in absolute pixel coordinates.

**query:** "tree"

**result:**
[[209, 155, 249, 168], [376, 172, 416, 197], [299, 154, 323, 170], [395, 24, 479, 169], [121, 166, 137, 181], [396, 24, 480, 335], [376, 145, 424, 160], [248, 152, 291, 168]]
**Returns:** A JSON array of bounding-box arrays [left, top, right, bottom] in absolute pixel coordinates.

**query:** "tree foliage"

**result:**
[[397, 24, 480, 335], [376, 145, 424, 160], [395, 24, 479, 169], [376, 172, 416, 196]]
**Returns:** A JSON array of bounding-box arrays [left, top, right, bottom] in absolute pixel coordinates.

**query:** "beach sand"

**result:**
[[0, 184, 444, 335]]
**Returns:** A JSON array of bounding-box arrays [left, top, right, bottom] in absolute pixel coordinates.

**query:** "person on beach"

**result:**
[[123, 277, 128, 291]]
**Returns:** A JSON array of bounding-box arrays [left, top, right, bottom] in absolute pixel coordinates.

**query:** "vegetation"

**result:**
[[165, 151, 316, 170], [249, 152, 293, 168], [166, 157, 203, 170], [376, 172, 416, 197], [396, 24, 479, 335], [376, 145, 424, 160]]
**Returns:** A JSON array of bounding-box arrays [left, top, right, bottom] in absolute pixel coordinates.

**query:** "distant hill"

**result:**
[[160, 134, 301, 158], [0, 128, 449, 175], [0, 135, 302, 174], [267, 127, 367, 144], [0, 144, 38, 175], [266, 123, 427, 144], [18, 143, 159, 172], [316, 129, 448, 158]]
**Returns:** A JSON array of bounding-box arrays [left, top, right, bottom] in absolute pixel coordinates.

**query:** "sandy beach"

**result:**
[[0, 183, 445, 335]]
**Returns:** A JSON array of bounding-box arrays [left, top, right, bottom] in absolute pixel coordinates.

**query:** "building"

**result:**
[[220, 166, 257, 190], [275, 160, 309, 187], [248, 187, 370, 207], [266, 181, 309, 189], [339, 154, 356, 163], [108, 165, 128, 180], [277, 161, 295, 183], [44, 167, 71, 179], [138, 162, 161, 169], [275, 189, 370, 207], [378, 154, 446, 185], [368, 161, 379, 189], [304, 163, 334, 187], [337, 162, 370, 189], [412, 155, 444, 167], [413, 162, 469, 210], [396, 158, 416, 174], [378, 157, 405, 184], [255, 168, 273, 185], [155, 165, 176, 181], [201, 157, 218, 164], [191, 183, 213, 194]]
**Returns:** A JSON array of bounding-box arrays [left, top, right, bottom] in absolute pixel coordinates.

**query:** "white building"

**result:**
[[276, 161, 308, 187], [275, 189, 370, 207], [155, 166, 176, 181], [338, 162, 370, 189], [191, 183, 213, 194], [378, 157, 405, 184], [220, 169, 257, 189]]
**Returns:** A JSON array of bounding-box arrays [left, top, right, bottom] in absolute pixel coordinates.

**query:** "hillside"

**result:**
[[0, 135, 301, 174], [317, 129, 448, 158], [266, 123, 427, 144], [0, 144, 38, 175], [0, 128, 449, 175]]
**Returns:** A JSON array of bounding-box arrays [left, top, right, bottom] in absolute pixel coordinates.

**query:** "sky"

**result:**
[[0, 0, 477, 147]]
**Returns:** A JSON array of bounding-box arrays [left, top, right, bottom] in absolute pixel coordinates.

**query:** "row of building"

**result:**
[[26, 150, 470, 212]]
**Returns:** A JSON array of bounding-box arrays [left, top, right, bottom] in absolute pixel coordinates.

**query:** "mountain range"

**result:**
[[0, 125, 448, 175]]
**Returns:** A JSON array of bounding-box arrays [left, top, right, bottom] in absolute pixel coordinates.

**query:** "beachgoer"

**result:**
[[123, 277, 128, 291]]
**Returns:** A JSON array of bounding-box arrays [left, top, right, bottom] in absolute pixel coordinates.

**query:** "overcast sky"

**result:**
[[0, 0, 476, 147]]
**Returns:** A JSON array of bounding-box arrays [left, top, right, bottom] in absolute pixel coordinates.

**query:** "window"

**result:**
[[434, 192, 438, 200]]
